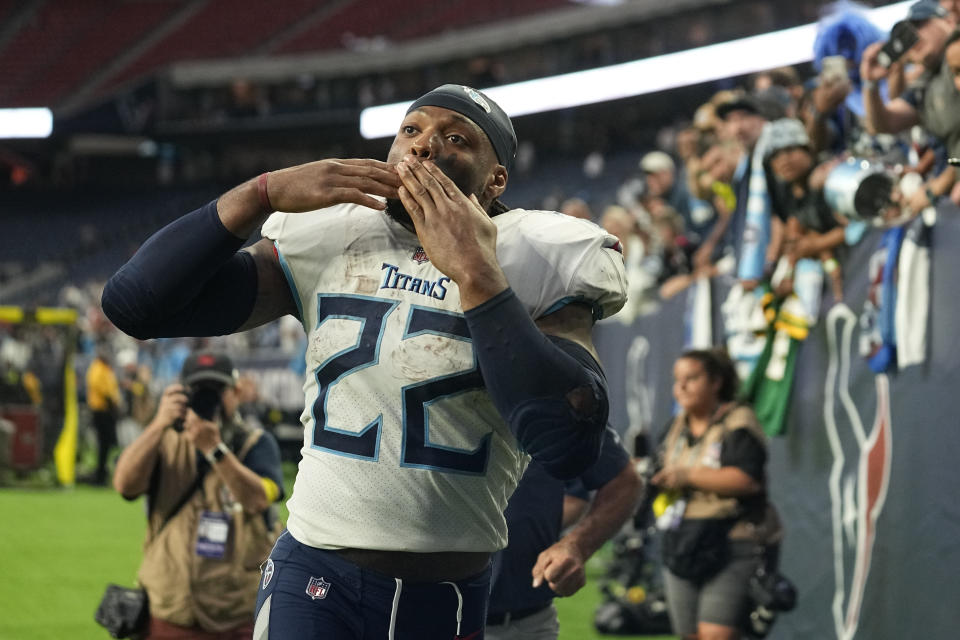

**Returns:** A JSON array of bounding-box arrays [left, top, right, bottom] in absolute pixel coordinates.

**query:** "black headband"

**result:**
[[406, 84, 517, 171]]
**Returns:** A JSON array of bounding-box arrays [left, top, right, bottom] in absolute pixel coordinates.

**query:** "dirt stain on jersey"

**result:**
[[342, 224, 383, 295], [390, 335, 469, 382], [308, 323, 358, 365]]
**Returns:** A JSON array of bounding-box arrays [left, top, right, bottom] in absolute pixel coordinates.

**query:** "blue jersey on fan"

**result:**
[[860, 226, 905, 373]]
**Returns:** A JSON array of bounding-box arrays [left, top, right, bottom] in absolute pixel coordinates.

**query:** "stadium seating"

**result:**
[[1, 187, 219, 306], [271, 0, 418, 54], [97, 0, 322, 96], [20, 1, 181, 107], [0, 0, 575, 109], [392, 0, 569, 41], [0, 1, 114, 106], [271, 0, 570, 53]]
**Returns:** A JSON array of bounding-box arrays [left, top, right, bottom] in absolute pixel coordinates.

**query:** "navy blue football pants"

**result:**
[[254, 531, 490, 640]]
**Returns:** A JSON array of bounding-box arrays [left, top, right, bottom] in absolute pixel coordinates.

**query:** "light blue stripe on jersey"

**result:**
[[274, 242, 304, 321], [543, 295, 602, 320]]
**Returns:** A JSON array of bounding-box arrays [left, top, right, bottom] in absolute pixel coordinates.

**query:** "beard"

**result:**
[[384, 197, 415, 229], [384, 154, 485, 229]]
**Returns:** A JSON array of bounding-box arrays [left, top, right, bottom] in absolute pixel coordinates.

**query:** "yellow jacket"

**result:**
[[86, 358, 120, 412]]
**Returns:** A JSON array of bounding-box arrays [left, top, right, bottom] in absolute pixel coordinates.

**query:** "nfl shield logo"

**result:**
[[261, 559, 274, 590], [411, 246, 429, 264], [306, 576, 331, 600]]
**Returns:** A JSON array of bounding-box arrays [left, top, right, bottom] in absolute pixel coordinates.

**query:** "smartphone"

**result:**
[[877, 21, 919, 68], [821, 55, 849, 83]]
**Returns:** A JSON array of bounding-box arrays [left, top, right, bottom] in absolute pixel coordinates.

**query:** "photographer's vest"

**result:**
[[663, 404, 782, 544], [138, 422, 282, 631]]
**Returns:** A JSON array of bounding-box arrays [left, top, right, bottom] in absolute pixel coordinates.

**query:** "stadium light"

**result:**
[[0, 107, 53, 139], [360, 1, 910, 139]]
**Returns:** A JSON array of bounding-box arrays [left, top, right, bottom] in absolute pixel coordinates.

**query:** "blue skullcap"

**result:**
[[406, 84, 517, 171]]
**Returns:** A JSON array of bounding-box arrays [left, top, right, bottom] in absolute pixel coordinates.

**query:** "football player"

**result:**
[[102, 84, 627, 639], [486, 425, 641, 640]]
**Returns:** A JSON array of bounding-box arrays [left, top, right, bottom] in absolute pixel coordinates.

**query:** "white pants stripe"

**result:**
[[387, 578, 403, 640]]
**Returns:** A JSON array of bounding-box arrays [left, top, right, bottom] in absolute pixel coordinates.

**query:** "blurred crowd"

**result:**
[[157, 0, 828, 127], [561, 0, 960, 326], [150, 0, 960, 335], [0, 278, 307, 480], [4, 0, 960, 477]]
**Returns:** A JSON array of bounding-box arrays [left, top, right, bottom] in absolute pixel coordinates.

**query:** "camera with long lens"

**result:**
[[824, 157, 896, 222], [744, 560, 797, 638]]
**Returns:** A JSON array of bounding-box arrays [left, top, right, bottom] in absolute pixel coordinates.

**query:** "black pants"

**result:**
[[91, 410, 117, 484]]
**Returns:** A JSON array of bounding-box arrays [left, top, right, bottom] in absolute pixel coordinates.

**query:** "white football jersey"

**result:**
[[262, 203, 626, 552]]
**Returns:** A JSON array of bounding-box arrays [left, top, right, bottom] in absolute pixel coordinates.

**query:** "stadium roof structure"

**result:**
[[361, 0, 911, 138]]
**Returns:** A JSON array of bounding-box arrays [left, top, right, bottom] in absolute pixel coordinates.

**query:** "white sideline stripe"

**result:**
[[360, 1, 911, 138]]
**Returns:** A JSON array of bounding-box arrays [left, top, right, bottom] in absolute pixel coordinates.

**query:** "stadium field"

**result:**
[[0, 483, 673, 640]]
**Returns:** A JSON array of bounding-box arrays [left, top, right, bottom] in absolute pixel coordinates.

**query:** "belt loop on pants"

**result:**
[[486, 601, 551, 626]]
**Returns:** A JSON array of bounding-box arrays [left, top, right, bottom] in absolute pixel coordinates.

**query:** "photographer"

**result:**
[[862, 0, 960, 212], [113, 351, 284, 640], [652, 350, 783, 640]]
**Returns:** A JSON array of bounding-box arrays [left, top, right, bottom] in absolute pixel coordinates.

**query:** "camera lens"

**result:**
[[188, 384, 223, 421], [749, 605, 776, 637]]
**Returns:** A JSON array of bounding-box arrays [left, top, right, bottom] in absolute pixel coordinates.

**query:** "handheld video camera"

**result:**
[[877, 21, 919, 68]]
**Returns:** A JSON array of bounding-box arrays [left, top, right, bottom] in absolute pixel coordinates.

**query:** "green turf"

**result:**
[[0, 481, 674, 640], [556, 550, 675, 640], [0, 486, 146, 640]]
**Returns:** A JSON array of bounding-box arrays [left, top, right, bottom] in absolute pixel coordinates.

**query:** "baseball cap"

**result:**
[[716, 93, 761, 120], [763, 118, 811, 162], [640, 151, 675, 173], [715, 88, 788, 122], [181, 352, 238, 388], [406, 84, 517, 171], [906, 0, 948, 22]]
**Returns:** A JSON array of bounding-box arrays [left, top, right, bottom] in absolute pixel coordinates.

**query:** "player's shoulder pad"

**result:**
[[494, 208, 627, 321]]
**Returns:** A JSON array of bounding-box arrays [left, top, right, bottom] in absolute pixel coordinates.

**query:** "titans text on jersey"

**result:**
[[380, 262, 451, 299], [261, 203, 626, 554]]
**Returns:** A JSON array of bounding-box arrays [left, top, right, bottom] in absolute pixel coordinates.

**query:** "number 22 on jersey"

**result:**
[[310, 294, 490, 476]]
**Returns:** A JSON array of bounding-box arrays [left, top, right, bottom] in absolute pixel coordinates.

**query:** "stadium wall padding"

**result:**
[[593, 203, 960, 640]]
